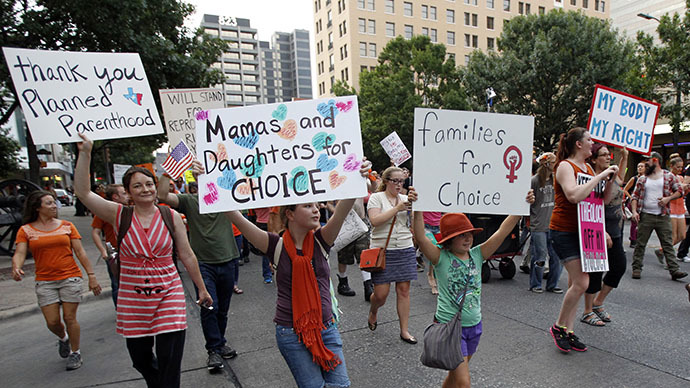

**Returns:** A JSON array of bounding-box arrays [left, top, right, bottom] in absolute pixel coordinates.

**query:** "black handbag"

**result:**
[[420, 269, 472, 370]]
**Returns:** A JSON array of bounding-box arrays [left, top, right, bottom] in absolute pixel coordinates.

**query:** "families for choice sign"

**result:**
[[3, 47, 163, 144], [194, 97, 367, 213], [412, 108, 533, 215], [159, 88, 225, 155], [587, 84, 660, 154], [577, 173, 609, 273]]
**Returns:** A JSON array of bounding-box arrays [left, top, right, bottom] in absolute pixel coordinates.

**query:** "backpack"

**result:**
[[108, 205, 178, 279]]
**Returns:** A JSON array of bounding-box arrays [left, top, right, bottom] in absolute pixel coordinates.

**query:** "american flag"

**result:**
[[162, 141, 194, 179]]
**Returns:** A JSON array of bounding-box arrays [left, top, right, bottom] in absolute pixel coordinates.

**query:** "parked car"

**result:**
[[54, 189, 73, 206]]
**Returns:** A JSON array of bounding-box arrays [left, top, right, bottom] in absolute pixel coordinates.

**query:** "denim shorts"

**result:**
[[35, 276, 83, 307], [549, 230, 581, 263], [275, 321, 350, 388]]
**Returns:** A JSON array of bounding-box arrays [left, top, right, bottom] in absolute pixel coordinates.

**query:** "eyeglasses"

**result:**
[[387, 178, 405, 185]]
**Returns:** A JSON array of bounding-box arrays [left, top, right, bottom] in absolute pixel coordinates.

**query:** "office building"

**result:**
[[260, 30, 313, 103], [610, 0, 686, 41], [314, 0, 610, 97]]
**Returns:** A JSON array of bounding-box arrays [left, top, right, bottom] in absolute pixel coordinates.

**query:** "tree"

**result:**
[[0, 0, 226, 182], [336, 36, 468, 169], [637, 1, 690, 153], [0, 127, 20, 178], [463, 10, 645, 153]]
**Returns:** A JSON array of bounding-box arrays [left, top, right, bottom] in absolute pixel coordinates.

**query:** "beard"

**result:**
[[644, 163, 656, 176]]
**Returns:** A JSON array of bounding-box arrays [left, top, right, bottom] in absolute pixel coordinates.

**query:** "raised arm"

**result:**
[[556, 162, 618, 204], [411, 189, 440, 264], [157, 174, 180, 208], [74, 134, 120, 225], [225, 211, 270, 254], [615, 147, 628, 185]]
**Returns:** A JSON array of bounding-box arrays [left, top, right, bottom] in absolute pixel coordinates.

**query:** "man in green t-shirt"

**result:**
[[158, 163, 239, 372]]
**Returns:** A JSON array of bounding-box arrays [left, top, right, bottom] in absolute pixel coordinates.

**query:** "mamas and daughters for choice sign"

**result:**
[[3, 47, 163, 144], [587, 84, 660, 154], [413, 108, 534, 215], [194, 96, 368, 213]]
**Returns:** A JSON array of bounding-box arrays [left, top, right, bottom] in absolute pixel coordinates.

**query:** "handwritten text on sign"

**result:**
[[195, 96, 367, 213], [380, 131, 411, 166], [587, 84, 660, 154], [412, 109, 533, 215], [577, 173, 609, 273], [2, 47, 163, 144], [159, 88, 224, 155]]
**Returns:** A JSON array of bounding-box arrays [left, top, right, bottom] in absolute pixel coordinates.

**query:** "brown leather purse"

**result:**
[[360, 215, 396, 272]]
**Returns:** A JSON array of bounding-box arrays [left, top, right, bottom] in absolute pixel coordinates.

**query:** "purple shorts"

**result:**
[[433, 319, 483, 357]]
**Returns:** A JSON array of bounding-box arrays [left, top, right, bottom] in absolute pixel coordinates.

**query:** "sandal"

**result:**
[[592, 305, 611, 322], [233, 286, 244, 295], [580, 312, 605, 326]]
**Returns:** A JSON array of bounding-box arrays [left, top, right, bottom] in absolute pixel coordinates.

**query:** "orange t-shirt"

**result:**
[[550, 160, 594, 233], [91, 215, 117, 247], [16, 220, 83, 281], [232, 224, 241, 237]]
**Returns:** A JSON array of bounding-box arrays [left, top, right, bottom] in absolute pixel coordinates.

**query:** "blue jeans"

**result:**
[[529, 231, 562, 290], [106, 259, 119, 307], [276, 322, 350, 388], [195, 261, 235, 351]]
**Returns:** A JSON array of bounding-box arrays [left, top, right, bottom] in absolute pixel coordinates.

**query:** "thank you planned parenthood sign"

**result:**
[[413, 108, 533, 215], [3, 47, 163, 144], [587, 84, 660, 154]]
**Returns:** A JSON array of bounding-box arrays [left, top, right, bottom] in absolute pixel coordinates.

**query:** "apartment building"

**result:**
[[314, 0, 610, 97], [200, 14, 313, 106], [610, 0, 686, 41]]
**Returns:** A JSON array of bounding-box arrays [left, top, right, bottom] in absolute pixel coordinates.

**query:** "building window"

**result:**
[[359, 18, 366, 33], [404, 2, 413, 16], [447, 9, 455, 23], [487, 16, 494, 29], [487, 37, 495, 50], [526, 3, 531, 14], [339, 21, 347, 36], [361, 65, 368, 72], [487, 0, 495, 8], [329, 54, 334, 67], [430, 28, 437, 42], [422, 5, 428, 19], [570, 0, 576, 4], [464, 12, 470, 25], [464, 33, 471, 47], [327, 10, 332, 23], [368, 19, 376, 34], [404, 25, 413, 39], [385, 0, 394, 13], [465, 0, 478, 4], [430, 6, 437, 20], [472, 14, 478, 26], [359, 42, 367, 56], [447, 31, 455, 45], [539, 6, 545, 14], [472, 35, 478, 48], [386, 22, 395, 37], [357, 0, 365, 8], [340, 44, 348, 59], [518, 2, 524, 14], [595, 0, 605, 11], [328, 32, 333, 46], [465, 55, 470, 65], [422, 27, 429, 37], [369, 43, 377, 57], [338, 0, 347, 13], [367, 0, 375, 10], [583, 0, 588, 8], [503, 0, 510, 11]]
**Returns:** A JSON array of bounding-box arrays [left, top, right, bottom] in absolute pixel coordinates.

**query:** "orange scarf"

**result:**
[[283, 229, 341, 371]]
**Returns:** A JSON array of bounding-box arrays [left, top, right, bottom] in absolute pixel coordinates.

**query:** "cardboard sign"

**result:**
[[194, 96, 367, 213], [113, 163, 131, 185], [577, 173, 609, 273], [412, 108, 534, 215], [332, 209, 369, 252], [380, 131, 411, 166], [587, 84, 660, 154], [159, 88, 225, 155]]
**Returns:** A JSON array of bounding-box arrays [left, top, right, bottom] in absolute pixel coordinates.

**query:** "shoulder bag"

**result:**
[[359, 214, 396, 272]]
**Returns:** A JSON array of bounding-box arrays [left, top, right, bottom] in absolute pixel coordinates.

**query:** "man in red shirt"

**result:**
[[91, 184, 129, 306]]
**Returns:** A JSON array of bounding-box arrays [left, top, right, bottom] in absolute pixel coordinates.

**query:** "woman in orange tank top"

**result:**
[[547, 128, 619, 354], [668, 156, 687, 247]]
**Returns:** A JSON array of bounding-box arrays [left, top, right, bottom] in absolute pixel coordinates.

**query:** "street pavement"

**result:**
[[1, 206, 689, 387]]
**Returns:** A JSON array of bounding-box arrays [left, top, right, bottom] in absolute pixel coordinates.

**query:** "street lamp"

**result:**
[[637, 13, 661, 22]]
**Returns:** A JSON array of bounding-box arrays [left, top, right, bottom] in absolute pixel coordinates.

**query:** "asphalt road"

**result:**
[[1, 209, 689, 387]]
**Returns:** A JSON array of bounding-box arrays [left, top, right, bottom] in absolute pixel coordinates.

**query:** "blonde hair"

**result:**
[[376, 166, 403, 192]]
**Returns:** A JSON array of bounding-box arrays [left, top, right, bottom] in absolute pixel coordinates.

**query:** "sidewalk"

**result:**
[[0, 206, 113, 320]]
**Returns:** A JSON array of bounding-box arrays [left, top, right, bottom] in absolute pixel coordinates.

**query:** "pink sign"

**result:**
[[577, 173, 609, 272]]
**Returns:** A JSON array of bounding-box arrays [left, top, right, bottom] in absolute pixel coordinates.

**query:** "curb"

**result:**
[[0, 287, 112, 321]]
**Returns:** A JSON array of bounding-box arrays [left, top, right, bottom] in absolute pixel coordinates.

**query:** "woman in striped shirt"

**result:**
[[74, 134, 212, 388]]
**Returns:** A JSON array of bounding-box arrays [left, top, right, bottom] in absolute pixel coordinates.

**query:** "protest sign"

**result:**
[[412, 108, 533, 215], [380, 131, 411, 166], [332, 210, 369, 252], [587, 84, 660, 154], [194, 96, 367, 213], [577, 173, 608, 273], [159, 88, 224, 155], [113, 163, 131, 185], [2, 47, 163, 144]]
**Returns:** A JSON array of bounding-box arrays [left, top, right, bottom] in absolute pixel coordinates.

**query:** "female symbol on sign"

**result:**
[[503, 145, 522, 183]]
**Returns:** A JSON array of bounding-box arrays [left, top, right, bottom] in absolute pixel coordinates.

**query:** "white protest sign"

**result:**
[[413, 108, 533, 215], [2, 47, 163, 144], [113, 164, 132, 185], [159, 88, 224, 155], [380, 131, 411, 166], [195, 96, 367, 213], [332, 210, 369, 252], [587, 84, 660, 154]]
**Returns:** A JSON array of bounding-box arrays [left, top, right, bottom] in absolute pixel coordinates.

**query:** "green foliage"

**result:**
[[463, 10, 642, 153], [0, 126, 21, 178], [355, 35, 468, 169]]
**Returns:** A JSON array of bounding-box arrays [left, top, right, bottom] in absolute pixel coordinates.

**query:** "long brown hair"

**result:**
[[376, 166, 403, 192], [22, 190, 56, 225], [555, 127, 588, 163]]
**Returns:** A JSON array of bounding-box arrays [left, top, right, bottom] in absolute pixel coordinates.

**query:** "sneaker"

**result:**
[[567, 332, 588, 352], [678, 256, 690, 263], [244, 256, 250, 263], [655, 249, 664, 265], [632, 270, 641, 279], [549, 325, 571, 353], [630, 240, 636, 248], [530, 287, 544, 293], [337, 275, 356, 296], [207, 351, 224, 370], [671, 271, 688, 280], [546, 287, 564, 294], [66, 352, 82, 370], [216, 345, 237, 359], [58, 339, 70, 358], [264, 277, 273, 284], [519, 264, 530, 274]]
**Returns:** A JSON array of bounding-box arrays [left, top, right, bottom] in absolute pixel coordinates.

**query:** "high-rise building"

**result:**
[[610, 0, 686, 41], [314, 0, 610, 97], [200, 14, 313, 106]]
